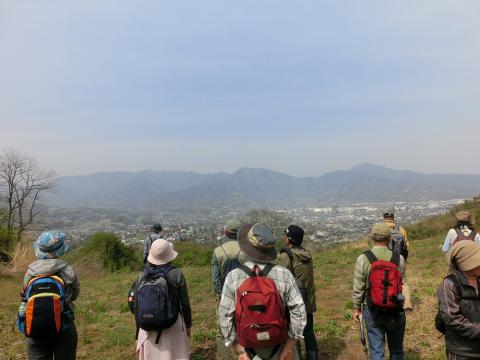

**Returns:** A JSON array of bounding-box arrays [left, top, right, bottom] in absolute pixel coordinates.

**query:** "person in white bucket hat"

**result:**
[[129, 239, 192, 360]]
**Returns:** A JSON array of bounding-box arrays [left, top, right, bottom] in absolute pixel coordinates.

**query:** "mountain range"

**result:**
[[43, 163, 480, 210]]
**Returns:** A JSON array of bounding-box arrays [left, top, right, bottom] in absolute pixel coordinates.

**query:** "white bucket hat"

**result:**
[[147, 239, 178, 265]]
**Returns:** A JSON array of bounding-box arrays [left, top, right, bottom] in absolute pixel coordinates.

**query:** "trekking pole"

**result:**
[[359, 305, 369, 357]]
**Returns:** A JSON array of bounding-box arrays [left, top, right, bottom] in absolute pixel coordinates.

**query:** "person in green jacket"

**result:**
[[278, 225, 318, 360], [211, 219, 248, 360]]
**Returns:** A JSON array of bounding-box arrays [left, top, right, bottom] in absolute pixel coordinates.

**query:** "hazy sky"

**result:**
[[1, 1, 479, 176]]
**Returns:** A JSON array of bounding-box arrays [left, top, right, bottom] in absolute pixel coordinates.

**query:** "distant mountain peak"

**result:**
[[349, 162, 390, 172]]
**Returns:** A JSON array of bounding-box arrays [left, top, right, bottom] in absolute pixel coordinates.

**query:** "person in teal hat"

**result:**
[[24, 231, 80, 360]]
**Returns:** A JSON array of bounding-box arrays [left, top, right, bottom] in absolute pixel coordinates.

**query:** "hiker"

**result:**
[[278, 225, 318, 360], [383, 207, 413, 311], [219, 223, 307, 360], [130, 239, 192, 360], [22, 231, 80, 360], [353, 223, 406, 360], [143, 223, 163, 263], [442, 210, 480, 253], [437, 241, 480, 359], [211, 219, 248, 360]]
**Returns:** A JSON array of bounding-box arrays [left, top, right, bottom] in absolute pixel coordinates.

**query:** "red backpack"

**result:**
[[364, 250, 403, 310], [235, 264, 288, 349]]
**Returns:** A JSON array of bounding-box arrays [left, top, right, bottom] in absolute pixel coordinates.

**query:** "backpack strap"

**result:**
[[260, 263, 274, 277], [363, 250, 378, 264], [155, 330, 161, 344], [238, 265, 256, 277], [454, 227, 463, 238], [389, 252, 400, 266], [238, 263, 274, 277], [220, 245, 231, 261]]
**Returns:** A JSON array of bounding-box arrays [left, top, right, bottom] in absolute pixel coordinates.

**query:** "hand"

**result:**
[[279, 348, 294, 360], [186, 327, 192, 338], [238, 353, 250, 360], [279, 338, 296, 360], [353, 308, 361, 322]]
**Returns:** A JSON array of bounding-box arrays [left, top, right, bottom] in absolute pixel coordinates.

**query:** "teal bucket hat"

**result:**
[[33, 231, 69, 259]]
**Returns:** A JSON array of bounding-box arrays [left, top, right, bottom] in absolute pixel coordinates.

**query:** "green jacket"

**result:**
[[211, 240, 249, 295], [278, 246, 317, 313], [352, 245, 406, 310]]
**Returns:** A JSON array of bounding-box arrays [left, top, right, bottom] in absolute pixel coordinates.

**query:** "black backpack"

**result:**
[[389, 225, 408, 261], [220, 245, 241, 289], [134, 265, 179, 343]]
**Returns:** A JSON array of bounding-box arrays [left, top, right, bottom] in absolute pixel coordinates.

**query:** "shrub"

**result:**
[[86, 232, 141, 272], [172, 241, 214, 267]]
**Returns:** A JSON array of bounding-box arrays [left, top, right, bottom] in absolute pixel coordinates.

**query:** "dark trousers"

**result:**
[[27, 323, 77, 360], [363, 306, 405, 360], [447, 351, 476, 360], [296, 313, 318, 360]]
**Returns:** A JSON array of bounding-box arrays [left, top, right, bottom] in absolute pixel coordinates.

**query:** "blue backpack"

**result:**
[[16, 275, 71, 338], [134, 265, 179, 343]]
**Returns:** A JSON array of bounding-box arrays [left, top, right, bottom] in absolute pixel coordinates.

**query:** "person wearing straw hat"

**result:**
[[443, 211, 480, 253], [219, 223, 306, 360], [437, 241, 480, 359], [24, 231, 80, 360], [132, 239, 192, 360]]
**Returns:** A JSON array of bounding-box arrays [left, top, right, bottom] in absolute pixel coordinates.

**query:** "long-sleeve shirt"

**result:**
[[219, 260, 306, 347], [352, 246, 406, 310], [143, 233, 162, 263], [211, 239, 249, 295], [442, 226, 480, 253], [437, 270, 480, 357]]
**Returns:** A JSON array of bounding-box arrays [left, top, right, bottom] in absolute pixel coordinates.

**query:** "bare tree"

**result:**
[[0, 149, 55, 248]]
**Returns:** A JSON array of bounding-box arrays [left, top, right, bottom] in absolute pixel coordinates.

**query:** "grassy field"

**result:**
[[0, 233, 450, 360]]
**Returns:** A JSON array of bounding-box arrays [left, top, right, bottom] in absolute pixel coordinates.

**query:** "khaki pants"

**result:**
[[216, 324, 231, 360], [403, 282, 413, 310]]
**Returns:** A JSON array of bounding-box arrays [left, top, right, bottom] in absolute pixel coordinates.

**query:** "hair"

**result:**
[[456, 221, 474, 230], [288, 237, 303, 246], [225, 231, 238, 240]]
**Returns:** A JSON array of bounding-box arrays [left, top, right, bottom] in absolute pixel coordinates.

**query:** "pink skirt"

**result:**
[[136, 316, 190, 360]]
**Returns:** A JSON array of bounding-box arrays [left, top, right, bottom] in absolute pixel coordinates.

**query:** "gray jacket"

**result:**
[[24, 259, 80, 313], [143, 233, 162, 263], [437, 270, 480, 358]]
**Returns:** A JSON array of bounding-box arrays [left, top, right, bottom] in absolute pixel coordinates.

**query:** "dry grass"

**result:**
[[9, 240, 35, 272], [0, 236, 450, 360]]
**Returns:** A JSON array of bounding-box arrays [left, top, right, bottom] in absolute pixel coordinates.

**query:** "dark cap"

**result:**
[[151, 223, 163, 232], [285, 225, 304, 246]]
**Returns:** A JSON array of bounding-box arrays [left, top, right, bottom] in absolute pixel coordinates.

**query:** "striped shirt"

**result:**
[[219, 260, 307, 347]]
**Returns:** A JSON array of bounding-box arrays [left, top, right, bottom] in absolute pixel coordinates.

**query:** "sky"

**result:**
[[1, 1, 480, 177]]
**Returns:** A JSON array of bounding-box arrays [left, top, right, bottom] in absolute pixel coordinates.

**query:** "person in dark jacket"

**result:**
[[143, 223, 164, 263], [130, 239, 192, 359], [278, 225, 318, 360], [24, 231, 80, 360], [437, 241, 480, 360]]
